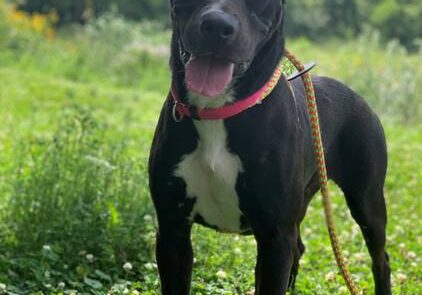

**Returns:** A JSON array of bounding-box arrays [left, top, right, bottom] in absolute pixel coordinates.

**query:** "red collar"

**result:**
[[169, 58, 316, 121], [171, 83, 269, 121], [170, 61, 285, 121]]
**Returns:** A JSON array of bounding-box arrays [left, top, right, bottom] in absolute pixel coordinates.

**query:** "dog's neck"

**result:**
[[233, 25, 285, 100], [170, 25, 285, 105]]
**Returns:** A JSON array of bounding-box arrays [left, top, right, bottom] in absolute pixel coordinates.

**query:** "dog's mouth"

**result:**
[[185, 54, 235, 98]]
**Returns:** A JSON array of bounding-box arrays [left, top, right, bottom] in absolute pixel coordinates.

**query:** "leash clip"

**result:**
[[287, 62, 317, 81], [172, 102, 184, 122]]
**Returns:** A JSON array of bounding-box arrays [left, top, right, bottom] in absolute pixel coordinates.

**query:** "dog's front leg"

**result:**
[[254, 227, 297, 295], [156, 221, 193, 295]]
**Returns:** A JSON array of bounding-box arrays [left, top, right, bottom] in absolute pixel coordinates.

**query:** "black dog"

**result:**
[[149, 1, 391, 294]]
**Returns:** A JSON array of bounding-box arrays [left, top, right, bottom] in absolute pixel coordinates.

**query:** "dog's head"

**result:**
[[170, 0, 285, 98]]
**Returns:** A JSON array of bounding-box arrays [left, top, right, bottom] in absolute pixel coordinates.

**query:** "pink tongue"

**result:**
[[186, 56, 234, 98]]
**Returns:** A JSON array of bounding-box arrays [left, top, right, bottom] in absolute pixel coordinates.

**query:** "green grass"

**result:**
[[0, 12, 421, 295]]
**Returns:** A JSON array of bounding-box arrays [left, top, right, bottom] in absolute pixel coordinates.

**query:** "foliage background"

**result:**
[[0, 0, 421, 294], [14, 0, 422, 49]]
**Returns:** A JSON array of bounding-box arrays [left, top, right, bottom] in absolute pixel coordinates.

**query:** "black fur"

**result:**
[[149, 1, 391, 294]]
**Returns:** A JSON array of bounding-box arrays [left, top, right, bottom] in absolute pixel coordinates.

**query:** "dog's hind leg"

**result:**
[[340, 185, 391, 295], [329, 115, 391, 295]]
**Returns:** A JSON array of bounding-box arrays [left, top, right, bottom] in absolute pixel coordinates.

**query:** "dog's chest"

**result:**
[[174, 120, 244, 233]]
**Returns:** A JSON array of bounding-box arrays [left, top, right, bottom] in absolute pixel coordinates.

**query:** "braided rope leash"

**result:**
[[284, 49, 360, 295]]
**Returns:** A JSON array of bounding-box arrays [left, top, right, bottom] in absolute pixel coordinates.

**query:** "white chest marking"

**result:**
[[174, 119, 244, 232]]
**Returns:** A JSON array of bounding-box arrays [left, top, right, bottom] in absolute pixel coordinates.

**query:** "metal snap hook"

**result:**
[[172, 103, 184, 122]]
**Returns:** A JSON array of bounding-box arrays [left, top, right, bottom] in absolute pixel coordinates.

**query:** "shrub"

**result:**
[[370, 0, 422, 50], [2, 1, 57, 38], [288, 30, 422, 124], [340, 31, 421, 124], [1, 107, 155, 292], [73, 12, 170, 87], [16, 0, 169, 24]]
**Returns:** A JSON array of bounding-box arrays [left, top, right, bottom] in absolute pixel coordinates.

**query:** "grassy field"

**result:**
[[0, 9, 421, 295]]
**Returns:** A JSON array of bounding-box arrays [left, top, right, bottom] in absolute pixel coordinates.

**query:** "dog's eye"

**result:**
[[171, 0, 196, 16], [246, 0, 273, 15]]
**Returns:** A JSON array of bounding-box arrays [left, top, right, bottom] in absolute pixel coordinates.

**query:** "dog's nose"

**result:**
[[200, 11, 237, 42]]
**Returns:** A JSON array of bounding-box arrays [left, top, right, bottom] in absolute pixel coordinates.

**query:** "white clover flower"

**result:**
[[354, 252, 366, 262], [299, 259, 308, 266], [325, 271, 336, 281], [123, 262, 133, 272], [405, 251, 416, 259], [143, 214, 153, 222], [43, 245, 51, 251], [0, 283, 6, 293], [338, 286, 348, 293], [395, 225, 404, 233], [216, 270, 227, 279], [58, 282, 65, 289], [234, 247, 242, 255], [86, 253, 94, 262], [144, 262, 157, 270], [396, 273, 407, 283]]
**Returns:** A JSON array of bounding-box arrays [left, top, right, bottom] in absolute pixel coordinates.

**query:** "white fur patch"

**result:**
[[174, 118, 244, 233], [187, 92, 234, 109]]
